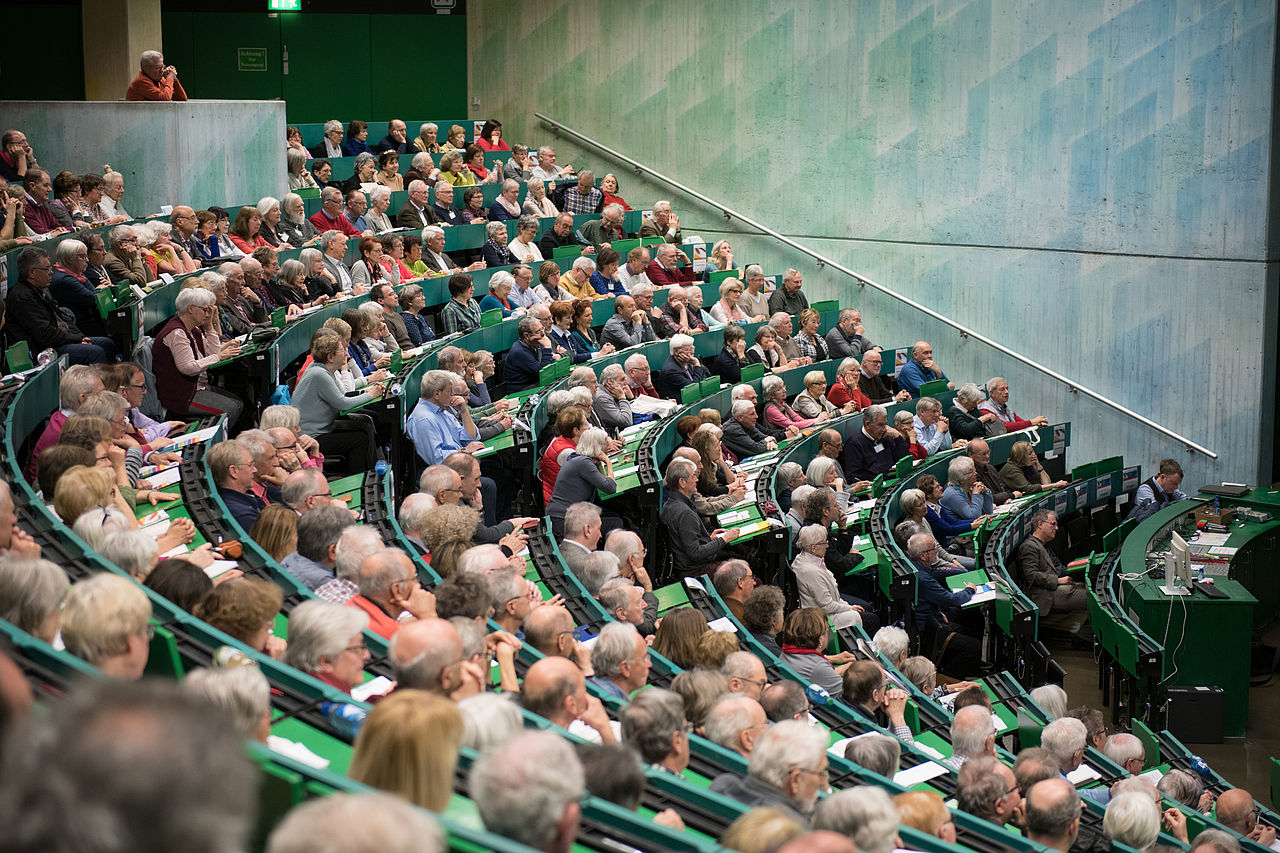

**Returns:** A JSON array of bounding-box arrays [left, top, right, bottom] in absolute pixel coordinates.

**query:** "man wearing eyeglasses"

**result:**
[[169, 206, 200, 258], [209, 439, 264, 532], [956, 756, 1024, 829], [5, 247, 116, 365], [711, 719, 831, 823], [349, 550, 437, 640], [1216, 789, 1278, 849], [103, 225, 149, 286]]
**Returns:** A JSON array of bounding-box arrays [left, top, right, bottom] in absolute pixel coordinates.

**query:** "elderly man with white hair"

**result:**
[[814, 786, 903, 853], [638, 199, 681, 244], [472, 730, 583, 853], [706, 693, 769, 758], [722, 398, 779, 459], [980, 376, 1049, 430], [588, 621, 651, 702], [1042, 716, 1089, 777], [645, 242, 695, 289], [942, 704, 997, 769], [593, 363, 634, 433], [282, 599, 371, 695], [396, 179, 436, 231], [655, 333, 710, 400], [711, 719, 831, 823], [316, 525, 384, 605], [529, 145, 574, 181], [578, 200, 625, 252], [126, 49, 186, 101], [841, 404, 909, 481], [617, 246, 653, 292]]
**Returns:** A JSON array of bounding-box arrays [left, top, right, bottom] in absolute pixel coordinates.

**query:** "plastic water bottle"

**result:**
[[320, 701, 367, 738], [374, 460, 388, 479], [806, 683, 830, 706], [388, 381, 403, 397], [1188, 754, 1211, 778], [35, 348, 56, 368]]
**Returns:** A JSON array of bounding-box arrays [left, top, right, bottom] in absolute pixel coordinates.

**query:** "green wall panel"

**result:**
[[368, 14, 468, 122]]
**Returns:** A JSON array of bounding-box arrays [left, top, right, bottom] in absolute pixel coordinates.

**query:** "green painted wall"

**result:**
[[161, 11, 467, 124]]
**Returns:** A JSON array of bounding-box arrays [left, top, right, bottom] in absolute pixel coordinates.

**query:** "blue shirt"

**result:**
[[344, 211, 369, 233], [913, 415, 953, 455], [897, 359, 948, 398], [589, 271, 627, 297], [939, 484, 994, 521], [405, 398, 476, 465], [280, 551, 335, 591]]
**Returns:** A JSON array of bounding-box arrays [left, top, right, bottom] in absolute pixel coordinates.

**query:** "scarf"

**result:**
[[781, 644, 826, 657]]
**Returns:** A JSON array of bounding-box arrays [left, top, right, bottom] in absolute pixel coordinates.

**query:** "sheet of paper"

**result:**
[[612, 465, 638, 479], [684, 577, 705, 591], [1191, 532, 1230, 546], [851, 498, 878, 513], [966, 584, 1001, 605], [142, 467, 182, 489], [719, 508, 754, 525], [1138, 768, 1165, 786], [1066, 764, 1103, 785], [1208, 546, 1238, 556], [350, 675, 395, 702], [267, 736, 331, 770], [893, 761, 951, 787], [204, 559, 240, 580], [707, 617, 738, 633]]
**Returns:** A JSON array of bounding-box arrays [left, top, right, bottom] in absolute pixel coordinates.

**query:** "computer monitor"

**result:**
[[1169, 531, 1193, 589]]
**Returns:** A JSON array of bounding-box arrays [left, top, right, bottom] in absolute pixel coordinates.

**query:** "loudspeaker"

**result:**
[[1165, 686, 1225, 743]]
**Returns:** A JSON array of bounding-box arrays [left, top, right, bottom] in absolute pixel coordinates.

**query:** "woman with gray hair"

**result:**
[[792, 524, 863, 629], [776, 461, 806, 514], [287, 147, 317, 192], [940, 455, 993, 522], [948, 382, 1000, 440], [51, 238, 109, 337], [0, 557, 69, 644], [480, 220, 515, 267], [545, 427, 616, 539], [805, 456, 849, 511], [283, 599, 371, 696], [365, 185, 393, 234], [413, 122, 441, 154], [1102, 792, 1166, 850], [522, 179, 558, 219], [489, 179, 522, 222], [255, 196, 291, 249], [278, 193, 318, 247], [458, 692, 523, 751], [509, 214, 544, 263], [814, 785, 902, 853], [153, 285, 243, 423], [341, 152, 378, 195]]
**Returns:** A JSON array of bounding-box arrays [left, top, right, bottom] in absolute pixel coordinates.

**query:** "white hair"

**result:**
[[458, 692, 523, 752], [814, 786, 901, 853], [470, 731, 584, 849], [100, 530, 159, 581], [748, 719, 828, 788], [1103, 792, 1161, 850], [571, 256, 596, 275], [957, 382, 985, 405], [950, 704, 995, 758], [669, 333, 694, 351], [1041, 717, 1088, 766], [871, 626, 909, 664], [1030, 683, 1069, 719], [947, 455, 976, 486], [282, 600, 369, 672]]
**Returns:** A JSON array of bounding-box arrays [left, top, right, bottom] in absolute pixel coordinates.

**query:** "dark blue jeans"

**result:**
[[57, 336, 117, 365]]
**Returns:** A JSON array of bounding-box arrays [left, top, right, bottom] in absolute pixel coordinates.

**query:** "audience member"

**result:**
[[349, 689, 462, 813]]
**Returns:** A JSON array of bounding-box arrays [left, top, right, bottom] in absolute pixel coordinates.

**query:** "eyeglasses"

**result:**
[[145, 624, 157, 640], [343, 642, 368, 655], [796, 767, 830, 781]]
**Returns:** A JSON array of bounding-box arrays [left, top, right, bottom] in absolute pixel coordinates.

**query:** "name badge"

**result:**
[[873, 443, 884, 453]]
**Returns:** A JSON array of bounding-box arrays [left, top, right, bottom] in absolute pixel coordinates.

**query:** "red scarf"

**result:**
[[781, 644, 826, 657]]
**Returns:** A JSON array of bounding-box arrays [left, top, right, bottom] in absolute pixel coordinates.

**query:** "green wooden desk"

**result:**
[[1119, 501, 1258, 735]]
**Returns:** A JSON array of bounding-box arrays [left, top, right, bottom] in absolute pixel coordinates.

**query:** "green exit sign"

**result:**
[[268, 0, 301, 10]]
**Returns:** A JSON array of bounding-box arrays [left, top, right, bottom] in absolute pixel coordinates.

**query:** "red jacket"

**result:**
[[126, 72, 187, 102]]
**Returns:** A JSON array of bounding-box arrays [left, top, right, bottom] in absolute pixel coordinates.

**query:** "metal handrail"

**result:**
[[534, 112, 1217, 460]]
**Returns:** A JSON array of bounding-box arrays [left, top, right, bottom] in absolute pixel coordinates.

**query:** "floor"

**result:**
[[1053, 620, 1280, 803]]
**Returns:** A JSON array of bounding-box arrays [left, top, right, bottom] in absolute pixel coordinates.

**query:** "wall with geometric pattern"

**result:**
[[469, 0, 1278, 488]]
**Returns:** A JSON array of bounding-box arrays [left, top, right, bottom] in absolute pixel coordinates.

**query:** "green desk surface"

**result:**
[[269, 715, 353, 776], [599, 440, 644, 500], [342, 392, 386, 415], [945, 569, 989, 589], [654, 582, 691, 614], [474, 430, 515, 459], [134, 493, 184, 520], [211, 339, 262, 370], [329, 473, 364, 494]]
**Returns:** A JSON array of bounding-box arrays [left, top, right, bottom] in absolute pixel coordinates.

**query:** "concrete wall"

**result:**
[[0, 100, 286, 217], [469, 0, 1278, 488]]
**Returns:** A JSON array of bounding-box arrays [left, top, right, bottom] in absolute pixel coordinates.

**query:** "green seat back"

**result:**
[[5, 341, 31, 372], [1130, 718, 1161, 767], [918, 378, 949, 397], [552, 244, 582, 259]]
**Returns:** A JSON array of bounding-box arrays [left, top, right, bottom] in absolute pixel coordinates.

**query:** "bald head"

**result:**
[[524, 604, 574, 657], [967, 438, 989, 457], [1215, 789, 1257, 834], [388, 617, 462, 694], [522, 655, 585, 729], [1025, 778, 1081, 849]]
